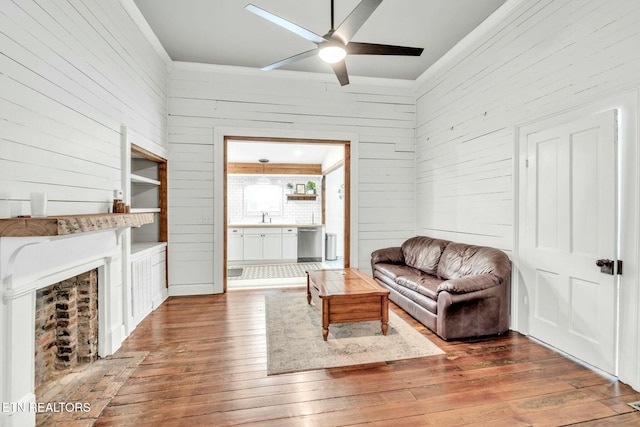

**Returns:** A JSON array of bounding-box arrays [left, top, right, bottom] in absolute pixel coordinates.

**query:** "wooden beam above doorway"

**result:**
[[227, 162, 321, 175]]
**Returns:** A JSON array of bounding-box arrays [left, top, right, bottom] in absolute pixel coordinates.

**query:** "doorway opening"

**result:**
[[223, 136, 351, 291]]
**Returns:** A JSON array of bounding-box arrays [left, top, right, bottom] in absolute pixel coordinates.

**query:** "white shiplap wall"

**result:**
[[0, 0, 168, 216], [168, 65, 417, 294], [415, 0, 640, 390], [415, 0, 640, 251], [0, 0, 168, 420]]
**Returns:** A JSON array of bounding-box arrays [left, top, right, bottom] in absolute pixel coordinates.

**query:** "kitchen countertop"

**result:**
[[228, 223, 323, 228]]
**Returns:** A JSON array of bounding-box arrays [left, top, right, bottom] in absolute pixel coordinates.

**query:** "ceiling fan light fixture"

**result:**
[[318, 45, 346, 64]]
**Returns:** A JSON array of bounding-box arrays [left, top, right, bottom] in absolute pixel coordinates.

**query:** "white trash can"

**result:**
[[325, 233, 337, 261]]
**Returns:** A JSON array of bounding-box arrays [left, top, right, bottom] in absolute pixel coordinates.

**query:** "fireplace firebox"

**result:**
[[34, 269, 99, 388]]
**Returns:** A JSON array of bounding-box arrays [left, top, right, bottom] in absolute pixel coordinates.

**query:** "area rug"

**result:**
[[228, 262, 328, 280], [227, 267, 243, 277], [265, 292, 444, 375]]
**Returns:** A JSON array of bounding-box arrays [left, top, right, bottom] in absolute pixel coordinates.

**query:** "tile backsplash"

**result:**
[[227, 175, 322, 224]]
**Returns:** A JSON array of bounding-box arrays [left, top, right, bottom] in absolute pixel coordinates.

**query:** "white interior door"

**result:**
[[521, 110, 618, 374]]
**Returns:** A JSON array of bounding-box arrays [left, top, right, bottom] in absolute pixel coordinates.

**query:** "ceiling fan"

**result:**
[[245, 0, 424, 86]]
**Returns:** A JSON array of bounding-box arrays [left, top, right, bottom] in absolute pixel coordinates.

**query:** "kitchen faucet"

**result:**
[[262, 211, 269, 223]]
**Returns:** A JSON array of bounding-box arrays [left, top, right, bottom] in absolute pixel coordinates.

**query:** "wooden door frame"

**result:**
[[222, 135, 352, 292]]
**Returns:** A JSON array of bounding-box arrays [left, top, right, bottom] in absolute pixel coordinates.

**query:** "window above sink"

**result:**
[[244, 184, 282, 216]]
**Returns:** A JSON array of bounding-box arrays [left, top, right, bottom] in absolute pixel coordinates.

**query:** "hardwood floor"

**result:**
[[95, 288, 640, 426]]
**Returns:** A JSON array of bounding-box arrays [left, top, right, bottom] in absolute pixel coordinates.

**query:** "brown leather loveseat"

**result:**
[[371, 236, 511, 340]]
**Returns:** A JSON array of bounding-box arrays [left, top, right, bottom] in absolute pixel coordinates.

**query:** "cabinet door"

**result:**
[[262, 234, 282, 260], [131, 255, 153, 327], [282, 229, 297, 260], [228, 229, 244, 262], [243, 234, 263, 261]]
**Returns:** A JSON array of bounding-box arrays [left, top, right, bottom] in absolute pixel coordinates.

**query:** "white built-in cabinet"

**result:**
[[282, 227, 298, 260], [130, 244, 166, 327], [228, 228, 244, 261], [122, 127, 168, 333], [229, 226, 298, 263], [243, 227, 282, 261]]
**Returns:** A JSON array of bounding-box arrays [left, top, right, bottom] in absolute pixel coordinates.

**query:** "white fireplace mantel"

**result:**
[[0, 228, 131, 427]]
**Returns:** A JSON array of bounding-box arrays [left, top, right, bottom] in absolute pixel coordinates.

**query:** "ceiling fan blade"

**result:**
[[331, 60, 350, 86], [332, 0, 383, 45], [346, 42, 423, 56], [245, 4, 326, 44], [262, 49, 319, 71]]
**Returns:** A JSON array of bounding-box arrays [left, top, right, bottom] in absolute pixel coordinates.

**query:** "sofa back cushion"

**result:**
[[401, 236, 451, 275], [437, 242, 511, 282]]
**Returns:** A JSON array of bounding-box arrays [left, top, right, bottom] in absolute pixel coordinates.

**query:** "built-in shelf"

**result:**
[[287, 194, 318, 200], [131, 173, 161, 186], [129, 143, 167, 245], [130, 207, 162, 214], [0, 213, 154, 237]]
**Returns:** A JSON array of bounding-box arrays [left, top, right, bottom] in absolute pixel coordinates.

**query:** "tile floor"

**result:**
[[227, 257, 344, 290]]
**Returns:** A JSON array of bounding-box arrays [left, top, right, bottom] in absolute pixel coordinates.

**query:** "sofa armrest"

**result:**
[[436, 282, 510, 340], [371, 247, 404, 265], [437, 274, 500, 294]]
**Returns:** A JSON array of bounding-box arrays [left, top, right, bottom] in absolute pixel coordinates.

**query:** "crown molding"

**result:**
[[171, 61, 416, 89], [415, 0, 526, 86], [120, 0, 173, 69]]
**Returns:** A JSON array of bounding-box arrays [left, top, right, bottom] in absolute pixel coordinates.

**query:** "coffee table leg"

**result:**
[[306, 274, 311, 304], [381, 296, 389, 336], [322, 299, 329, 341]]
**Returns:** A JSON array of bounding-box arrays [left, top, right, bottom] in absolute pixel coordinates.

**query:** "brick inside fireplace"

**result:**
[[34, 269, 98, 387]]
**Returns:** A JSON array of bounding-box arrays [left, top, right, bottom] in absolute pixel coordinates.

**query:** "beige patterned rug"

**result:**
[[265, 292, 444, 375]]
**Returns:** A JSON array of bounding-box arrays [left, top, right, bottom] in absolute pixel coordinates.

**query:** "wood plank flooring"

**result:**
[[95, 288, 640, 426]]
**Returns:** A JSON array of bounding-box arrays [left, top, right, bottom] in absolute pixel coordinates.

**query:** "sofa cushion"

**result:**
[[396, 271, 443, 300], [374, 273, 438, 314], [374, 263, 415, 281], [401, 236, 450, 275], [437, 242, 511, 281]]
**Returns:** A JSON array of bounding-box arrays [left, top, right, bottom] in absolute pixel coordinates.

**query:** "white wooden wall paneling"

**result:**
[[168, 68, 416, 292], [414, 0, 640, 390], [0, 101, 119, 163], [0, 0, 169, 416], [416, 2, 638, 248], [0, 70, 119, 147], [61, 1, 167, 104], [0, 0, 167, 218], [1, 0, 165, 138]]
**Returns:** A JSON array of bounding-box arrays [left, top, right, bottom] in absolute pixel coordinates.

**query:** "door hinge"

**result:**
[[617, 260, 623, 275], [525, 158, 529, 168]]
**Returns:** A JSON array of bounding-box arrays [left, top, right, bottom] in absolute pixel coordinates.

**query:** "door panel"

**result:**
[[522, 109, 617, 374]]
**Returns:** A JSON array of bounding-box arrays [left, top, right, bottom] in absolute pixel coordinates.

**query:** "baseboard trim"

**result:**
[[168, 283, 216, 296]]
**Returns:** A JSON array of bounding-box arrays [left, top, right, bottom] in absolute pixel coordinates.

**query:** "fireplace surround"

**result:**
[[0, 213, 151, 427]]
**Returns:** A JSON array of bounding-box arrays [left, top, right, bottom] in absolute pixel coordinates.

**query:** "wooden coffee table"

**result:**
[[306, 268, 390, 341]]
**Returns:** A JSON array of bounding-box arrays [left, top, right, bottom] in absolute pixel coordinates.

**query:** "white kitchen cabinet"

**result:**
[[242, 227, 282, 261], [262, 233, 282, 259], [282, 227, 298, 260], [228, 228, 244, 262], [243, 233, 263, 261]]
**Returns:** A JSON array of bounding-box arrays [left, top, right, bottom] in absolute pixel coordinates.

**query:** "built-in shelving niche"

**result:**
[[130, 143, 167, 253]]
